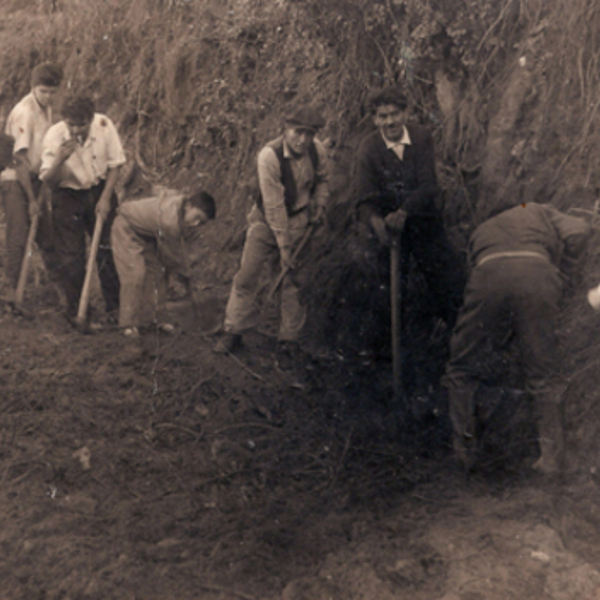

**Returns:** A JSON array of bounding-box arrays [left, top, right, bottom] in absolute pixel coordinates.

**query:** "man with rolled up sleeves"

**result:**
[[40, 95, 125, 327]]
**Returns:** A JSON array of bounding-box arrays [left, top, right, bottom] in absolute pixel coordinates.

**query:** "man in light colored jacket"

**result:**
[[111, 188, 216, 337]]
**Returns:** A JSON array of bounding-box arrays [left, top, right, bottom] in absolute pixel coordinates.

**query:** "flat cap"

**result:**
[[0, 134, 15, 170], [31, 62, 64, 88], [285, 106, 326, 130]]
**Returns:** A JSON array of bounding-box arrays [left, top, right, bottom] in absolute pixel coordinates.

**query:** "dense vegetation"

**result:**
[[2, 0, 600, 222]]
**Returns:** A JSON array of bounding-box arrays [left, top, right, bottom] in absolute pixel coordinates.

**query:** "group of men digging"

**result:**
[[0, 64, 595, 477]]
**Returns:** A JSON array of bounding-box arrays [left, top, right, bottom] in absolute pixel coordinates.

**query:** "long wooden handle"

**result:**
[[14, 212, 40, 306], [76, 215, 104, 327], [390, 235, 402, 401], [267, 223, 315, 302]]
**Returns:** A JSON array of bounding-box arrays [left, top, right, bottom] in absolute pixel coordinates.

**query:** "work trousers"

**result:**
[[0, 178, 55, 290], [51, 183, 120, 316], [445, 257, 564, 439], [111, 214, 168, 328], [224, 206, 313, 342], [397, 214, 465, 329]]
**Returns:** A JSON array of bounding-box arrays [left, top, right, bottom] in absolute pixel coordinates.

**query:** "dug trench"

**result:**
[[3, 239, 600, 600]]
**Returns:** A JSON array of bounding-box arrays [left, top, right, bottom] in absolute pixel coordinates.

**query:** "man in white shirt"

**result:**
[[0, 62, 63, 307], [40, 95, 126, 324]]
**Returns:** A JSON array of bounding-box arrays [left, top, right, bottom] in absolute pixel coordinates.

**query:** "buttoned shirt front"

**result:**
[[381, 126, 411, 161], [40, 113, 126, 190], [1, 92, 52, 182]]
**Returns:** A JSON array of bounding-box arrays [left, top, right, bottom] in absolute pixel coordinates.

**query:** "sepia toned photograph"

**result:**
[[1, 0, 600, 598]]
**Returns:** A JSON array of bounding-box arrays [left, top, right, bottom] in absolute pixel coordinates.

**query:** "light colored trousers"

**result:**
[[111, 214, 168, 328], [224, 206, 312, 342]]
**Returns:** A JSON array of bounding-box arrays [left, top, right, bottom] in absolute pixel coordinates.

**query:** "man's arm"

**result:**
[[95, 166, 120, 221], [310, 140, 330, 224], [13, 151, 38, 214], [547, 206, 592, 284], [354, 140, 393, 246], [258, 146, 293, 268], [39, 133, 78, 187], [402, 127, 440, 215], [96, 116, 126, 220]]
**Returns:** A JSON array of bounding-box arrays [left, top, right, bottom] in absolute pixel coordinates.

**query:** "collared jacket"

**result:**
[[115, 188, 203, 283], [355, 123, 440, 222], [469, 203, 591, 282]]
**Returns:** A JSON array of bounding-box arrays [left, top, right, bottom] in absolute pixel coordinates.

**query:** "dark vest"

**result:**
[[256, 140, 320, 217]]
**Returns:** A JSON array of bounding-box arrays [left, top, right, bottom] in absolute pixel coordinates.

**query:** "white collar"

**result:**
[[382, 126, 411, 149]]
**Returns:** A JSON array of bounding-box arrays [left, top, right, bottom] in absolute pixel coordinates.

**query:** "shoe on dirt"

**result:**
[[214, 332, 242, 354], [9, 302, 34, 321], [276, 340, 301, 373], [453, 432, 478, 472], [123, 327, 140, 339], [157, 322, 176, 334]]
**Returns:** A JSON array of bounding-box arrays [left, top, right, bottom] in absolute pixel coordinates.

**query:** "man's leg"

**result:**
[[530, 389, 566, 475], [84, 186, 120, 314], [1, 181, 30, 297], [141, 246, 168, 328], [514, 262, 565, 474], [223, 220, 277, 336], [278, 217, 313, 343], [111, 214, 146, 329], [51, 188, 86, 316], [445, 265, 511, 469]]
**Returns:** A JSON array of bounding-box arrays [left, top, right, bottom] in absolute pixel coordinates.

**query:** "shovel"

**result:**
[[390, 234, 402, 402], [75, 214, 105, 332], [14, 185, 52, 310], [13, 211, 40, 310], [267, 222, 316, 303]]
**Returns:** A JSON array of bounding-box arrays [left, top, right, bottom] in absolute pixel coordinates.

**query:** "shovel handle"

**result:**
[[267, 223, 316, 302], [390, 234, 402, 401], [14, 212, 40, 306], [76, 214, 104, 327]]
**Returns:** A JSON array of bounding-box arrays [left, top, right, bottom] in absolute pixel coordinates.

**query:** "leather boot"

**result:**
[[448, 383, 479, 471], [532, 391, 565, 475]]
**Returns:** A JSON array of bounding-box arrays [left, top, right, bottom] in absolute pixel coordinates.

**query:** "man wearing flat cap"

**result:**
[[217, 106, 330, 367], [0, 62, 63, 309]]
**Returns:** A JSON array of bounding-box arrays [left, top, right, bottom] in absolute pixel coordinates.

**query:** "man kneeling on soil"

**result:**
[[216, 106, 330, 369], [111, 188, 216, 337], [445, 201, 591, 475]]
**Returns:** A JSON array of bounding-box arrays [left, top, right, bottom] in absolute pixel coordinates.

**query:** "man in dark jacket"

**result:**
[[445, 202, 591, 474], [355, 87, 464, 396]]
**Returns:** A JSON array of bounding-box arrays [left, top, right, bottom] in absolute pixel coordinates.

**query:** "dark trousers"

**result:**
[[399, 214, 465, 329], [445, 258, 563, 439], [1, 178, 56, 290], [386, 215, 465, 396], [51, 182, 120, 316]]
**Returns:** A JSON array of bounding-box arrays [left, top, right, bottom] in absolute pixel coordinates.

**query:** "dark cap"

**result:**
[[31, 62, 64, 88], [285, 106, 326, 131], [0, 134, 15, 170]]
